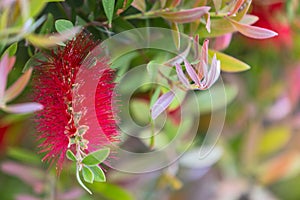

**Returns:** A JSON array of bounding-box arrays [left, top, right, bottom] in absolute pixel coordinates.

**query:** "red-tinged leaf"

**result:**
[[212, 33, 232, 51], [0, 54, 14, 100], [165, 42, 191, 66], [171, 22, 180, 50], [2, 102, 44, 113], [184, 59, 201, 86], [197, 13, 258, 38], [3, 68, 33, 103], [158, 6, 211, 23], [169, 0, 181, 8], [206, 54, 220, 87], [197, 18, 234, 38], [231, 0, 252, 21], [195, 39, 208, 80], [151, 91, 175, 119], [204, 12, 211, 33], [226, 17, 278, 39], [132, 0, 146, 12], [202, 39, 209, 65], [193, 35, 200, 60], [228, 0, 245, 16], [260, 151, 299, 185], [175, 63, 190, 88], [240, 14, 259, 25]]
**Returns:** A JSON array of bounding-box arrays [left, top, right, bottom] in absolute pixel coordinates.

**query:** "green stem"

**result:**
[[210, 12, 230, 17], [123, 9, 167, 20], [149, 120, 155, 149]]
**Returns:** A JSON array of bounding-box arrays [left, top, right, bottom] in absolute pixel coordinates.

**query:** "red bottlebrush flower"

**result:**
[[33, 32, 119, 171]]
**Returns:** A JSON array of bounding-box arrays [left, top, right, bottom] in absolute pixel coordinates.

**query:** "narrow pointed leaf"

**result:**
[[206, 54, 220, 87], [175, 63, 190, 88], [150, 87, 161, 108], [202, 39, 209, 65], [205, 13, 211, 33], [158, 6, 211, 23], [171, 22, 180, 50], [66, 150, 77, 162], [102, 0, 115, 27], [184, 59, 201, 86], [208, 49, 250, 72], [228, 0, 245, 16], [160, 0, 167, 8], [197, 14, 257, 38], [3, 68, 33, 102], [227, 17, 278, 39], [2, 102, 44, 114], [168, 0, 181, 8], [40, 13, 54, 34], [240, 14, 259, 24], [76, 167, 92, 194], [193, 35, 200, 60], [165, 41, 191, 66], [212, 0, 222, 12], [3, 42, 18, 56], [0, 54, 11, 99], [82, 166, 94, 183], [90, 165, 106, 182], [151, 91, 175, 119], [81, 148, 110, 166], [212, 33, 232, 51], [232, 0, 252, 21]]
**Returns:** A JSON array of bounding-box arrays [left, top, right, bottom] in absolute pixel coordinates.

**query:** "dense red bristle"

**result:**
[[33, 32, 119, 171]]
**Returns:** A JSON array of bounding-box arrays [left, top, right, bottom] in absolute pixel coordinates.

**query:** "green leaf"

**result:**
[[40, 13, 54, 34], [66, 150, 77, 162], [168, 87, 186, 111], [89, 182, 134, 200], [102, 0, 115, 27], [81, 148, 110, 166], [258, 126, 291, 157], [208, 50, 250, 72], [82, 166, 94, 183], [150, 87, 161, 108], [76, 166, 92, 194], [23, 52, 45, 72], [115, 0, 134, 13], [45, 0, 65, 2], [55, 19, 74, 33], [171, 22, 180, 50], [185, 84, 238, 114], [75, 16, 87, 26], [7, 147, 41, 165], [90, 165, 106, 182], [0, 42, 6, 55], [3, 42, 18, 57], [29, 0, 47, 18], [130, 99, 150, 125]]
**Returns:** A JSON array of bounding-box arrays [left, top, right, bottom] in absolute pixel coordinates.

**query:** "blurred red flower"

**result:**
[[251, 1, 292, 48], [0, 124, 8, 152]]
